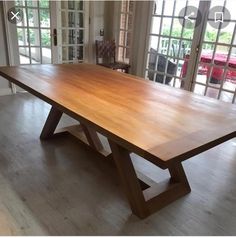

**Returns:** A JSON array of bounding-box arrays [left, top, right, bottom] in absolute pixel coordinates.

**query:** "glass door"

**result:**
[[145, 0, 201, 88], [117, 0, 135, 64], [14, 0, 52, 64], [192, 0, 236, 104], [4, 0, 88, 65], [145, 0, 236, 104], [55, 0, 89, 64]]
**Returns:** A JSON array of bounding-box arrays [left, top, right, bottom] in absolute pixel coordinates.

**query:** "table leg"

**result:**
[[109, 140, 191, 219], [40, 106, 63, 140], [80, 123, 103, 151], [109, 140, 148, 218], [40, 106, 108, 157]]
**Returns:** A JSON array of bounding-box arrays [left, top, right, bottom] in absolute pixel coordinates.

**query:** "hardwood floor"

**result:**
[[0, 93, 236, 235]]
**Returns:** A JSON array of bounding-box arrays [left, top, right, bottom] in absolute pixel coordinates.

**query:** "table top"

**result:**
[[0, 64, 236, 168]]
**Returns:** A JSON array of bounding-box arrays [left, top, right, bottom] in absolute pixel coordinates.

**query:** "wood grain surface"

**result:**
[[0, 64, 236, 168]]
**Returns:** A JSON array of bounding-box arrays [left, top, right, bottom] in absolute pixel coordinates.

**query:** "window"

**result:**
[[14, 0, 52, 64], [145, 0, 236, 104], [58, 1, 85, 63], [117, 0, 135, 64]]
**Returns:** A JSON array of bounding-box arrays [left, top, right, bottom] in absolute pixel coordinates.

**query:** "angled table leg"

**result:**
[[40, 106, 109, 157], [80, 123, 103, 151], [109, 140, 148, 218], [109, 140, 191, 219], [40, 106, 63, 140]]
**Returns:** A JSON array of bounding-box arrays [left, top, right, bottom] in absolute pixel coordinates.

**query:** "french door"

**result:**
[[192, 0, 236, 104], [145, 0, 201, 88], [117, 0, 135, 64], [52, 1, 89, 64], [4, 0, 89, 66], [145, 0, 236, 104]]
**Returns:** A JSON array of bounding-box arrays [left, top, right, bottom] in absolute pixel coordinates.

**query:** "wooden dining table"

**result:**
[[0, 63, 236, 218]]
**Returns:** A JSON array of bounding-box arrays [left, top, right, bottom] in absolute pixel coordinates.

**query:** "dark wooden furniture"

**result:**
[[148, 48, 177, 84], [95, 40, 130, 73], [0, 64, 236, 218]]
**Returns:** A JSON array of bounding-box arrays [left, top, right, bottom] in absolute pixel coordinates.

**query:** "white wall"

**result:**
[[0, 1, 12, 96], [130, 1, 152, 77], [105, 1, 151, 77], [88, 1, 105, 63]]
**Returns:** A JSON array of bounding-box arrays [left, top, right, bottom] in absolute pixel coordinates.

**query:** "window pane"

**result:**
[[220, 91, 234, 103], [62, 46, 68, 61], [120, 13, 126, 29], [40, 9, 50, 27], [149, 35, 159, 51], [201, 43, 215, 54], [161, 17, 172, 36], [68, 12, 75, 27], [218, 23, 234, 44], [15, 0, 25, 6], [17, 28, 28, 46], [121, 1, 127, 12], [63, 46, 75, 61], [168, 39, 180, 58], [174, 0, 187, 16], [159, 37, 169, 55], [171, 19, 183, 37], [163, 0, 174, 16], [28, 9, 39, 27], [77, 1, 83, 10], [41, 29, 51, 46], [39, 0, 49, 8], [68, 1, 76, 10], [128, 1, 134, 13], [77, 13, 83, 28], [68, 29, 76, 44], [42, 47, 51, 63], [26, 0, 38, 7], [19, 47, 30, 64], [193, 84, 206, 96], [77, 30, 83, 44], [119, 30, 125, 45], [181, 40, 192, 57], [151, 17, 161, 35], [204, 22, 217, 42], [215, 44, 230, 54], [62, 29, 68, 45], [126, 32, 131, 46], [61, 11, 67, 27], [31, 47, 41, 63], [29, 28, 40, 46], [77, 46, 83, 60]]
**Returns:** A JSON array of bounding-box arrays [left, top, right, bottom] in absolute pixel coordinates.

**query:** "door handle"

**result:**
[[52, 28, 57, 46]]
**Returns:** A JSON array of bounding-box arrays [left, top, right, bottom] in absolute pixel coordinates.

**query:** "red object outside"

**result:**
[[181, 52, 236, 82]]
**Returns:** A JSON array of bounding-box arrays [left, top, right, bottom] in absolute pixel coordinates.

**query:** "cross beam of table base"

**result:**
[[40, 106, 191, 219], [109, 141, 191, 218], [40, 106, 111, 156]]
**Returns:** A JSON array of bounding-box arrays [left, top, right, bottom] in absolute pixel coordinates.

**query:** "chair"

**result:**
[[148, 48, 177, 84], [95, 40, 130, 73]]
